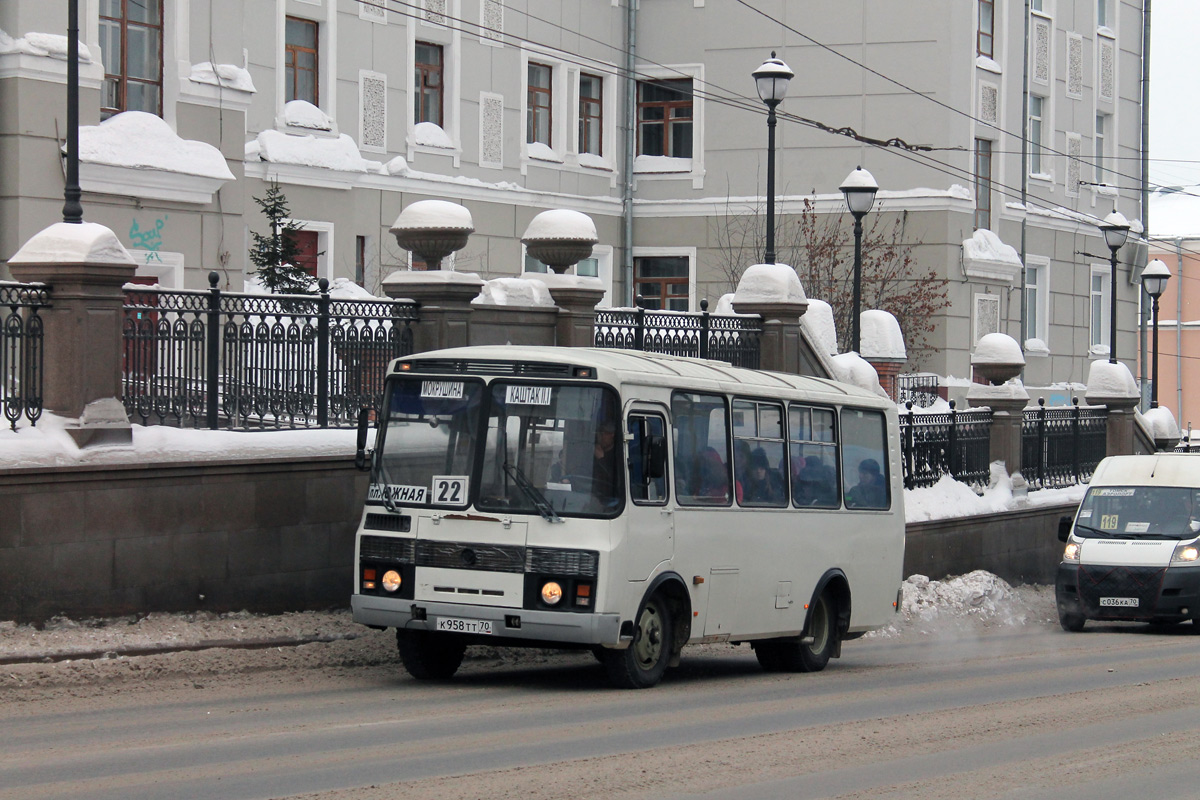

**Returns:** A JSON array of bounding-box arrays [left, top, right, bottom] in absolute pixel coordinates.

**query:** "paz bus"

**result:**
[[351, 345, 905, 688]]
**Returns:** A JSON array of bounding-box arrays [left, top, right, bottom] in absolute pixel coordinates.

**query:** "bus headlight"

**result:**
[[1063, 542, 1081, 562], [382, 570, 402, 592], [1171, 544, 1200, 564], [540, 581, 564, 605]]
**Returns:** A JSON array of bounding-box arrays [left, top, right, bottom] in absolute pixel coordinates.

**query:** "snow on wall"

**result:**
[[189, 62, 256, 93], [78, 112, 234, 180], [254, 130, 367, 173], [414, 122, 454, 149], [733, 263, 807, 305], [1085, 359, 1139, 398], [1139, 406, 1181, 441], [10, 222, 135, 266], [474, 277, 554, 306], [859, 309, 906, 359], [0, 28, 92, 61], [282, 100, 333, 131], [962, 229, 1022, 267], [802, 298, 839, 356], [830, 352, 886, 397]]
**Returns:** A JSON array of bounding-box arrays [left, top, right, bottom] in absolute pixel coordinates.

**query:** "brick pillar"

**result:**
[[8, 222, 135, 446], [864, 357, 905, 399], [730, 300, 807, 374], [380, 271, 484, 354]]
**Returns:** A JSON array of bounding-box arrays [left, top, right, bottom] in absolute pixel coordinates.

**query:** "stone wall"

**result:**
[[1, 457, 1076, 623]]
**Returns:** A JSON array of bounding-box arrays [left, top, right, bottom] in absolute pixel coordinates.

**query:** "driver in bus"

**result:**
[[591, 420, 619, 501]]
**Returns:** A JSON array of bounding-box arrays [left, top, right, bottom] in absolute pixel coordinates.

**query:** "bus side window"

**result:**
[[840, 408, 889, 510], [628, 414, 668, 504], [672, 391, 732, 506]]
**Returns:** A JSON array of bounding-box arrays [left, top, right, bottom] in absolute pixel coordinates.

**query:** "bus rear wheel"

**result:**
[[396, 629, 467, 680], [602, 594, 673, 689], [755, 592, 838, 673]]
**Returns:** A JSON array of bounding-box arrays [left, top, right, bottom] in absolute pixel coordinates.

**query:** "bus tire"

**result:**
[[752, 641, 786, 672], [602, 593, 673, 689], [396, 629, 466, 680], [1058, 610, 1086, 632]]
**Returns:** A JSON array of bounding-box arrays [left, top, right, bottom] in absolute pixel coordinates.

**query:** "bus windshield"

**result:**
[[1076, 485, 1200, 540], [375, 377, 484, 507], [476, 382, 623, 517]]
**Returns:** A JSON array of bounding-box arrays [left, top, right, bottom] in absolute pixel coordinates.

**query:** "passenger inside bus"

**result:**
[[844, 458, 887, 508], [691, 447, 730, 503], [793, 454, 838, 507], [742, 447, 785, 505]]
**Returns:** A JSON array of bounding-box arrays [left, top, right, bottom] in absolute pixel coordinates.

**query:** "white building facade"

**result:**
[[0, 0, 1148, 390]]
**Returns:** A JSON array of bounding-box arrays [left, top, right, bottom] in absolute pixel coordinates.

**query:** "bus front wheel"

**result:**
[[396, 629, 467, 680], [602, 594, 673, 689]]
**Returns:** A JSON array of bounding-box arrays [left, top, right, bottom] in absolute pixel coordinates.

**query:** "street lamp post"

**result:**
[[840, 166, 879, 354], [752, 53, 793, 266], [1141, 258, 1172, 408], [1098, 209, 1130, 364]]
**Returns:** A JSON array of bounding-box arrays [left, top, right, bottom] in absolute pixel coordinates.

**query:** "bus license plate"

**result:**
[[1099, 597, 1139, 607], [436, 616, 494, 635]]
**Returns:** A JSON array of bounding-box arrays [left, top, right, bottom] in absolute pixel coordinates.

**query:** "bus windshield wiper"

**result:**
[[503, 462, 563, 524], [1072, 523, 1112, 538]]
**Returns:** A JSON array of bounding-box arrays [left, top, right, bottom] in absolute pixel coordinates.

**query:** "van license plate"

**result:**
[[436, 617, 493, 634], [1099, 597, 1139, 607]]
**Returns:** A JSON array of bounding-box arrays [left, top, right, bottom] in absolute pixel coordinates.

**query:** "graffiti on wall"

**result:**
[[129, 215, 168, 262]]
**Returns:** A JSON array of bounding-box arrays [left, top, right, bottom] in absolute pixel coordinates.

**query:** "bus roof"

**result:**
[[1090, 453, 1200, 489], [396, 345, 890, 409]]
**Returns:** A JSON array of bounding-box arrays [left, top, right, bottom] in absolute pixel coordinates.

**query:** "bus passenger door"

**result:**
[[623, 411, 674, 581]]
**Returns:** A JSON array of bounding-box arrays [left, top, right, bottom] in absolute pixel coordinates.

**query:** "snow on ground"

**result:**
[[867, 570, 1056, 639]]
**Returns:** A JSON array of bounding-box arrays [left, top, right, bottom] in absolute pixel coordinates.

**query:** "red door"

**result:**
[[292, 230, 319, 278]]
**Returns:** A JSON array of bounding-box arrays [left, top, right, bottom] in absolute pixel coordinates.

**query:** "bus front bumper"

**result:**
[[352, 594, 623, 647]]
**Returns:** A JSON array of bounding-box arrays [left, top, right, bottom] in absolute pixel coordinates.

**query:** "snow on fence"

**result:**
[[122, 273, 417, 430], [0, 281, 50, 431]]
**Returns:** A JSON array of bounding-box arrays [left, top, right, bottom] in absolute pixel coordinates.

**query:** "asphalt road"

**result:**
[[3, 622, 1200, 800]]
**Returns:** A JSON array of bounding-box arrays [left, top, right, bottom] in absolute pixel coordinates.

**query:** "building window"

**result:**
[[978, 0, 995, 58], [1090, 266, 1110, 349], [1029, 95, 1045, 175], [975, 138, 992, 230], [99, 0, 164, 118], [1097, 0, 1110, 28], [355, 236, 367, 287], [1025, 259, 1049, 344], [525, 254, 597, 277], [1095, 114, 1109, 183], [637, 79, 693, 158], [1030, 0, 1044, 10], [579, 73, 603, 155], [635, 256, 689, 311], [285, 16, 319, 105], [527, 62, 553, 146], [415, 42, 444, 126]]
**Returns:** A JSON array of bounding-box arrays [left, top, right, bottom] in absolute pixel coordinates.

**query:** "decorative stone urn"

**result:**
[[389, 199, 474, 269], [521, 209, 598, 274], [971, 332, 1025, 385]]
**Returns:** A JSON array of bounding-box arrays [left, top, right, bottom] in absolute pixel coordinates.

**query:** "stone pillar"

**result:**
[[380, 271, 484, 354], [730, 300, 807, 374], [542, 279, 606, 349], [967, 387, 1029, 477], [7, 222, 135, 446], [1089, 395, 1141, 456]]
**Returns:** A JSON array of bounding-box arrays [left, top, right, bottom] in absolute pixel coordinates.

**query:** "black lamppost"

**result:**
[[1141, 258, 1171, 408], [63, 0, 83, 223], [752, 53, 793, 266], [1098, 209, 1130, 364], [840, 166, 879, 353]]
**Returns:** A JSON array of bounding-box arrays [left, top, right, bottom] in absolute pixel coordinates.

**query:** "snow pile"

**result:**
[[391, 199, 474, 231], [526, 142, 563, 163], [414, 122, 454, 149], [868, 571, 1055, 637], [0, 28, 92, 61], [78, 112, 234, 180], [522, 209, 597, 242], [904, 462, 1087, 523], [830, 352, 885, 397], [634, 154, 690, 173], [973, 332, 1024, 364], [10, 221, 134, 266], [253, 130, 367, 173], [1085, 359, 1139, 399], [859, 309, 905, 359], [801, 298, 838, 355], [327, 277, 380, 299], [282, 100, 333, 131], [733, 263, 807, 305], [1140, 405, 1181, 441], [189, 62, 255, 92], [474, 277, 554, 306], [962, 229, 1022, 266], [385, 156, 409, 175]]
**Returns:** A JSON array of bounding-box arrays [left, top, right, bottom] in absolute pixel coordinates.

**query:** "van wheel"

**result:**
[[602, 594, 672, 689], [757, 592, 838, 673], [1058, 609, 1086, 632], [396, 629, 467, 680]]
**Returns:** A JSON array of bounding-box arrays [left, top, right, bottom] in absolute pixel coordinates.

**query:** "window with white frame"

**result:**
[[579, 73, 603, 156], [524, 245, 614, 306], [1097, 0, 1111, 28], [635, 254, 692, 311], [285, 16, 319, 106], [415, 42, 444, 126], [1090, 265, 1110, 349], [978, 0, 995, 58], [527, 62, 553, 146], [975, 138, 993, 230], [1025, 256, 1050, 345], [100, 0, 164, 118], [1029, 95, 1046, 175], [638, 78, 693, 158], [1095, 113, 1110, 183]]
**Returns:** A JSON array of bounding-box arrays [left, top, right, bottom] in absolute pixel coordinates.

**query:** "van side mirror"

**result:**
[[1057, 515, 1073, 543], [646, 434, 667, 479], [355, 407, 372, 471]]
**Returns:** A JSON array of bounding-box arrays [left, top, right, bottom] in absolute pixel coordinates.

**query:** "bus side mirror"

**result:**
[[355, 407, 372, 471], [646, 434, 667, 479], [1057, 515, 1073, 542]]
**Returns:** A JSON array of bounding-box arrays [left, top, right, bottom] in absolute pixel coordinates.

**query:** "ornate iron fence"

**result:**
[[122, 272, 417, 430], [897, 373, 941, 408], [1, 281, 50, 431], [594, 299, 761, 368], [899, 401, 994, 490], [1020, 398, 1107, 489]]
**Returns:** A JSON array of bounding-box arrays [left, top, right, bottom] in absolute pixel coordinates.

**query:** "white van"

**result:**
[[1056, 454, 1200, 631]]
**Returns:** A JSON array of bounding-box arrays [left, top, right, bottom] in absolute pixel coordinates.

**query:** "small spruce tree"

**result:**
[[249, 183, 315, 294]]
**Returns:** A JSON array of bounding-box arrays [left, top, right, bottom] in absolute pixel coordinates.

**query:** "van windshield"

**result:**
[[1076, 486, 1200, 540]]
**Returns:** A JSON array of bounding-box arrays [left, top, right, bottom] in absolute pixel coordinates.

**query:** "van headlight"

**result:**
[[1171, 543, 1200, 564], [540, 581, 564, 605], [1063, 541, 1081, 562], [382, 570, 402, 592]]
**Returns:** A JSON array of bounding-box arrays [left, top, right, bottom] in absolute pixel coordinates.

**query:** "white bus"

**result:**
[[351, 345, 905, 688]]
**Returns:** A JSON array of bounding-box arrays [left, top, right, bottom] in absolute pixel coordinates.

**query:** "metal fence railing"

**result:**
[[1021, 398, 1108, 489], [899, 401, 994, 490], [122, 272, 418, 430], [594, 298, 762, 368], [897, 373, 941, 408], [1, 281, 51, 431]]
